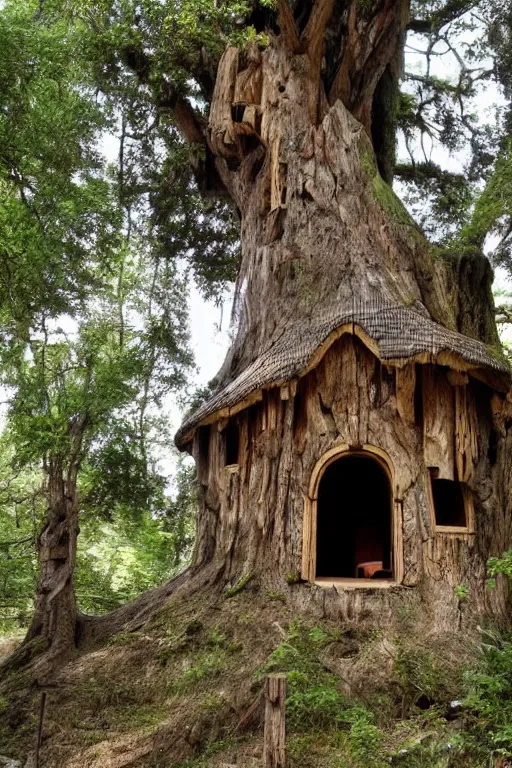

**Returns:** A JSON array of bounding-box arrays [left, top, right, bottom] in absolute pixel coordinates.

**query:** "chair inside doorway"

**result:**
[[315, 453, 394, 581]]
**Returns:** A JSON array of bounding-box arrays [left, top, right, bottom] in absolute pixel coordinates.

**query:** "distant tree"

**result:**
[[0, 1, 198, 660]]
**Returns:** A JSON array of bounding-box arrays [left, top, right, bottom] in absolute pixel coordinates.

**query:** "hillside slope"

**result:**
[[0, 575, 502, 768]]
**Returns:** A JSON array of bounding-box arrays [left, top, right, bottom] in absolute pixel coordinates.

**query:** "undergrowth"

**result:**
[[462, 629, 512, 759], [252, 618, 512, 768], [256, 621, 387, 767], [3, 588, 512, 768]]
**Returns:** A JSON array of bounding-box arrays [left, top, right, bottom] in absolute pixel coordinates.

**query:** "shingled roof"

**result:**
[[175, 299, 510, 446]]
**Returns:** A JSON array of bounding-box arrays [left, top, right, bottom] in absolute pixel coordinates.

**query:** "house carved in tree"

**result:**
[[174, 18, 512, 630], [177, 297, 510, 626]]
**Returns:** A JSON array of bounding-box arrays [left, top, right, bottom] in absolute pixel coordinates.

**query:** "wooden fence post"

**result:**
[[35, 691, 47, 768], [263, 673, 286, 768]]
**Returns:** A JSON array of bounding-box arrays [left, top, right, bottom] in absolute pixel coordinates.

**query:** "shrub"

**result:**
[[463, 630, 512, 756], [347, 714, 385, 768], [393, 642, 460, 714], [287, 682, 347, 730]]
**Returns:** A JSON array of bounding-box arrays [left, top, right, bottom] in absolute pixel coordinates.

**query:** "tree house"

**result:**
[[172, 24, 512, 629], [176, 299, 511, 628]]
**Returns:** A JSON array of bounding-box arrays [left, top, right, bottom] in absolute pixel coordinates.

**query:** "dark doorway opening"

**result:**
[[315, 454, 393, 580]]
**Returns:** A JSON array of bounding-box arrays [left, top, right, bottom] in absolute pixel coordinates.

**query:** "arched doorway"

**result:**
[[315, 453, 394, 581]]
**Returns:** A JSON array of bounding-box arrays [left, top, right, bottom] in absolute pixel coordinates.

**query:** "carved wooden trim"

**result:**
[[302, 445, 403, 585], [308, 443, 350, 499], [314, 577, 399, 590]]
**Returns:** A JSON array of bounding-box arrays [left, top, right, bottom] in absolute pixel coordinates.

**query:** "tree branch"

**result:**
[[408, 0, 479, 34], [0, 536, 33, 548], [171, 97, 206, 145], [276, 0, 300, 52], [302, 0, 335, 70], [122, 45, 206, 146]]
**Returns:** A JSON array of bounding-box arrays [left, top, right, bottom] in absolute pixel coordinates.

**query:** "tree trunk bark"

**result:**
[[24, 456, 79, 657], [206, 12, 497, 389], [180, 1, 512, 632], [23, 415, 89, 661]]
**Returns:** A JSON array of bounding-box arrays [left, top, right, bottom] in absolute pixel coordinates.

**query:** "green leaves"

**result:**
[[463, 630, 512, 755], [0, 2, 119, 327], [0, 0, 202, 624]]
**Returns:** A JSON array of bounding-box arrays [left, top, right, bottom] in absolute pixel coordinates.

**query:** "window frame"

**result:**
[[427, 468, 475, 535]]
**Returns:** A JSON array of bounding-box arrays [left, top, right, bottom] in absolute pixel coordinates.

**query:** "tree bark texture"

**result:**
[[24, 458, 79, 655], [24, 416, 88, 659], [179, 0, 512, 632]]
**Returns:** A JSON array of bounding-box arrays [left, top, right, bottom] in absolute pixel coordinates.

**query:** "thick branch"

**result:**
[[302, 0, 335, 71], [329, 0, 409, 134], [0, 536, 33, 548], [166, 94, 205, 145], [122, 45, 206, 146], [408, 0, 479, 33], [395, 161, 467, 186], [276, 0, 300, 52]]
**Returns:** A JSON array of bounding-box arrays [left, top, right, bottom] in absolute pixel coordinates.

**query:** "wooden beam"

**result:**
[[301, 495, 316, 581], [423, 366, 455, 480]]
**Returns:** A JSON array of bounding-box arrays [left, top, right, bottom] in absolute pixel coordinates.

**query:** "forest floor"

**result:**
[[0, 576, 503, 768]]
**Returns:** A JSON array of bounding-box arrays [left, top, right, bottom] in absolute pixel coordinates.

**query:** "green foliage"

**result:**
[[256, 622, 390, 766], [287, 674, 347, 731], [455, 143, 512, 264], [463, 630, 512, 756], [394, 642, 460, 713], [0, 0, 211, 628], [284, 570, 302, 584], [0, 1, 125, 337], [487, 550, 512, 589], [455, 584, 469, 602], [0, 439, 42, 633], [347, 712, 385, 768], [170, 628, 243, 693], [258, 622, 343, 730]]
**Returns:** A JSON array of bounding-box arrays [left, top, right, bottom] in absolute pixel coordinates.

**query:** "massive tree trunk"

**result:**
[[176, 0, 512, 631]]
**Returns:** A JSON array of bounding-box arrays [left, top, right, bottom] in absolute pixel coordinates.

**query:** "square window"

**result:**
[[224, 421, 239, 466], [428, 470, 473, 532]]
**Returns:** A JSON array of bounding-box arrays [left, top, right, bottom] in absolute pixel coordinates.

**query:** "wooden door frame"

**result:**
[[301, 444, 404, 587]]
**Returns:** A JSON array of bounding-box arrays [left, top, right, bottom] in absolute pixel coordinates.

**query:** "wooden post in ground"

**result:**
[[263, 673, 286, 768], [35, 690, 47, 768]]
